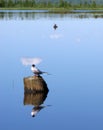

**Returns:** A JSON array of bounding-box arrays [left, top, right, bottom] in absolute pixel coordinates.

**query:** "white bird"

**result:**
[[31, 64, 49, 76]]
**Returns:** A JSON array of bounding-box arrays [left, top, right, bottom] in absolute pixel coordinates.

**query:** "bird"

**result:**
[[31, 64, 49, 76], [53, 24, 58, 30]]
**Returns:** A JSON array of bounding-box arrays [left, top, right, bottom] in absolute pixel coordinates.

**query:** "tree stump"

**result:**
[[23, 76, 49, 93]]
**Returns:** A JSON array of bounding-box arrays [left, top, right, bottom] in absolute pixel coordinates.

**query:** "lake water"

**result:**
[[0, 11, 103, 130]]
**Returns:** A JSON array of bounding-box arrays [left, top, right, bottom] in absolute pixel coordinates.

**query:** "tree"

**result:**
[[31, 0, 36, 7], [59, 0, 64, 7], [8, 0, 14, 7], [92, 0, 96, 8], [0, 0, 5, 7]]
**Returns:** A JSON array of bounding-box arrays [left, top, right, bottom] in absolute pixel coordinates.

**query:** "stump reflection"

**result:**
[[23, 76, 49, 117], [24, 91, 48, 106], [24, 91, 49, 117]]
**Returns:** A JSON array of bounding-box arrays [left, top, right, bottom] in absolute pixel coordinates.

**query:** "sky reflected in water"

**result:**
[[0, 11, 103, 130]]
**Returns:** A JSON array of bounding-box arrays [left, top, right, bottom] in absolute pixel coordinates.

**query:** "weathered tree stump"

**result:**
[[23, 76, 49, 93]]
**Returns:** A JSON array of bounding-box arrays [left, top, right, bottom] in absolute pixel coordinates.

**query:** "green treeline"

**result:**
[[0, 0, 103, 8]]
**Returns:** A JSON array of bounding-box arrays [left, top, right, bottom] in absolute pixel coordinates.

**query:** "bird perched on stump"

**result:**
[[31, 64, 49, 76]]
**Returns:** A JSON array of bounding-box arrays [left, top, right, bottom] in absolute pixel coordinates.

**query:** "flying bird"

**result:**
[[31, 64, 49, 76]]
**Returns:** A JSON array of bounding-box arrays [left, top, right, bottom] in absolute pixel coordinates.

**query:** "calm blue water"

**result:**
[[0, 11, 103, 130]]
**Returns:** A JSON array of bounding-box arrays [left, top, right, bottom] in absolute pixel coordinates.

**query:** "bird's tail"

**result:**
[[43, 72, 51, 75]]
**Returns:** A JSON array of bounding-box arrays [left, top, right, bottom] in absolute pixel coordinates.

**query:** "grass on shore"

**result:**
[[0, 7, 103, 13]]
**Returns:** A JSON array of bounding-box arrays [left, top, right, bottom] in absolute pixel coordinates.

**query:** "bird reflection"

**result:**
[[24, 91, 49, 117], [31, 106, 45, 117]]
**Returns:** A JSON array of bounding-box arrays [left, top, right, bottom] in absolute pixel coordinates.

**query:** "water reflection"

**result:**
[[31, 106, 45, 117], [0, 11, 103, 20], [23, 75, 49, 117], [24, 91, 48, 117]]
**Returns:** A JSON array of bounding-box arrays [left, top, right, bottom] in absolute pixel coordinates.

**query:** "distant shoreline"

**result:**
[[0, 8, 103, 13]]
